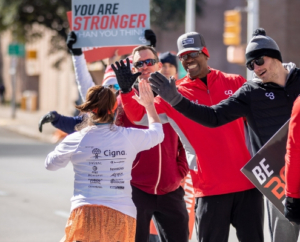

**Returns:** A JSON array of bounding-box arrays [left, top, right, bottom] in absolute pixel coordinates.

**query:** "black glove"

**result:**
[[111, 58, 141, 93], [149, 72, 182, 106], [66, 31, 82, 56], [38, 111, 59, 133], [284, 197, 300, 224], [144, 29, 156, 48]]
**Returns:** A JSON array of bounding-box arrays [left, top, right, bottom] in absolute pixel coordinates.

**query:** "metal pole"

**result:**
[[185, 0, 196, 32], [10, 57, 17, 119], [246, 0, 259, 80]]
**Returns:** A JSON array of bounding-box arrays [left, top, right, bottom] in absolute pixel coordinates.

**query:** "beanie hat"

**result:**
[[103, 66, 118, 87], [159, 52, 178, 70], [245, 28, 282, 65], [103, 56, 133, 87]]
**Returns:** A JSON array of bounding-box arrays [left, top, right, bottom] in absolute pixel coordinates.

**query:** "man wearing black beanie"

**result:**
[[245, 28, 282, 65], [148, 28, 300, 242], [159, 51, 178, 80]]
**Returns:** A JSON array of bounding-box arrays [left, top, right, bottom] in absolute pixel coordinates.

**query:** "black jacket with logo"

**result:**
[[174, 65, 300, 155]]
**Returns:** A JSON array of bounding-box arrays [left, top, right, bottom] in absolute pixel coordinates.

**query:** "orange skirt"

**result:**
[[63, 205, 136, 242]]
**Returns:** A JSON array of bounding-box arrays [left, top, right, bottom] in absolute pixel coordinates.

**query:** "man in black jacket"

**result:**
[[149, 28, 300, 242]]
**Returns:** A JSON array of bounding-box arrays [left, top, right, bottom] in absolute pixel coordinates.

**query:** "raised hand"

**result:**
[[132, 80, 154, 108], [66, 31, 82, 56], [111, 58, 141, 93], [149, 72, 182, 106], [144, 29, 156, 48], [38, 111, 58, 132]]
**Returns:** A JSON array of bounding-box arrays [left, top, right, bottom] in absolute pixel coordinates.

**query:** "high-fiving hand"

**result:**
[[132, 80, 154, 108], [111, 58, 141, 93], [148, 72, 183, 106]]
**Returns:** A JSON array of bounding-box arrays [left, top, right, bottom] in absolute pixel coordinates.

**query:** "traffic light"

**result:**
[[223, 10, 241, 46]]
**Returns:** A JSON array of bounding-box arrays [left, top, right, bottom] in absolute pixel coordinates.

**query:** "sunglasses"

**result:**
[[179, 51, 202, 61], [134, 59, 158, 69], [105, 84, 120, 96], [246, 56, 265, 71], [112, 84, 120, 91]]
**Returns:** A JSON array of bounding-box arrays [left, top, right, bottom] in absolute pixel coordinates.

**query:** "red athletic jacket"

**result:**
[[121, 68, 254, 197], [285, 96, 300, 198], [116, 97, 189, 195]]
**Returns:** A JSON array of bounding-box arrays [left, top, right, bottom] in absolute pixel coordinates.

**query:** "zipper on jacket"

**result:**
[[154, 143, 162, 194], [283, 87, 290, 98], [207, 89, 213, 105]]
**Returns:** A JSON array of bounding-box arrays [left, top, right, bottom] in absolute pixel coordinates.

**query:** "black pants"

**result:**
[[195, 188, 264, 242], [131, 185, 189, 242]]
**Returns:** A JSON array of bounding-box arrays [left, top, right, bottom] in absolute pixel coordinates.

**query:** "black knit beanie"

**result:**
[[159, 52, 178, 71], [245, 28, 282, 65]]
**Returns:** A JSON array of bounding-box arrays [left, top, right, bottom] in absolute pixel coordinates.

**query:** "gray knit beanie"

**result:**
[[245, 28, 282, 65]]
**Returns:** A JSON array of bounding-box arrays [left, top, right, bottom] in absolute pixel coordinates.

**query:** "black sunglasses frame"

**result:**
[[134, 59, 158, 69], [247, 56, 265, 71], [179, 51, 202, 61]]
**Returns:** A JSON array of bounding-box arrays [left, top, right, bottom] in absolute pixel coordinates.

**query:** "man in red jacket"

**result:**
[[113, 32, 264, 242], [113, 45, 189, 242]]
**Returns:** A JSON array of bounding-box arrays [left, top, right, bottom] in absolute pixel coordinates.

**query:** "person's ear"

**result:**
[[157, 61, 163, 71]]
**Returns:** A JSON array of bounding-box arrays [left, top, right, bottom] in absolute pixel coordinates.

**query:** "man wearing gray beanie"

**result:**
[[148, 28, 300, 242]]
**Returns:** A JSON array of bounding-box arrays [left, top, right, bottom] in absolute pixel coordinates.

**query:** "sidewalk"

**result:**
[[0, 104, 59, 143]]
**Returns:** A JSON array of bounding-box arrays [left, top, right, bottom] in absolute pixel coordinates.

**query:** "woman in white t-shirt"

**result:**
[[45, 80, 164, 242]]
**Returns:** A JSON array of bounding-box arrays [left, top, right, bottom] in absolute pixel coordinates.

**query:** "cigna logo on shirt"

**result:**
[[92, 148, 126, 158], [92, 148, 101, 159]]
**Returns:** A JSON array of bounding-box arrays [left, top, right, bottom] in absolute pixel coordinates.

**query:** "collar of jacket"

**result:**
[[177, 67, 220, 88], [253, 67, 299, 89]]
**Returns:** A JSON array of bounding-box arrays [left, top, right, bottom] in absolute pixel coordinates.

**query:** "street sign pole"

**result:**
[[10, 57, 17, 119], [8, 43, 25, 119]]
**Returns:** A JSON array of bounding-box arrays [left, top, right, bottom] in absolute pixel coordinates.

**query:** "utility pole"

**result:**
[[246, 0, 259, 80], [185, 0, 196, 32], [178, 0, 196, 79]]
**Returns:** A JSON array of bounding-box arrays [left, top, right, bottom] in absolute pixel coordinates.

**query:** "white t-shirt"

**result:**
[[45, 123, 164, 218]]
